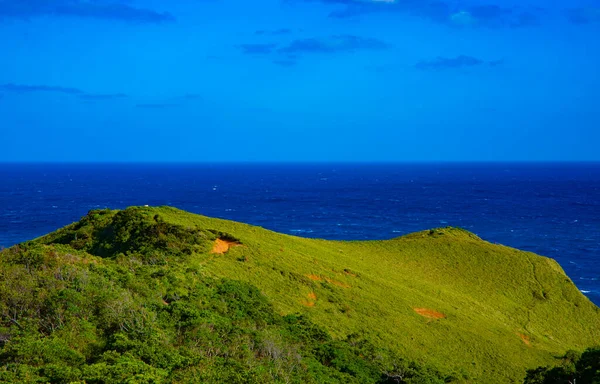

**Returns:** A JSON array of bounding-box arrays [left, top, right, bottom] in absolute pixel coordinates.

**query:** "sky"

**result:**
[[0, 0, 599, 162]]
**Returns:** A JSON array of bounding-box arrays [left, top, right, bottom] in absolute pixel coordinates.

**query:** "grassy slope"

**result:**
[[37, 206, 600, 383]]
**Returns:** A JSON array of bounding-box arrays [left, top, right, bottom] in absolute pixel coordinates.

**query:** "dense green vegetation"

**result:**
[[524, 347, 600, 383], [1, 206, 599, 383]]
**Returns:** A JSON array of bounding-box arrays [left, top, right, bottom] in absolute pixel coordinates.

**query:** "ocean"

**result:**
[[1, 162, 599, 305]]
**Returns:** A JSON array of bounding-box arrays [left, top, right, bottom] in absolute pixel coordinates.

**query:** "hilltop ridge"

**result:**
[[1, 206, 598, 383]]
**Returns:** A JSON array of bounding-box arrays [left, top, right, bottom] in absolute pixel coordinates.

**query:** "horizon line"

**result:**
[[1, 160, 600, 165]]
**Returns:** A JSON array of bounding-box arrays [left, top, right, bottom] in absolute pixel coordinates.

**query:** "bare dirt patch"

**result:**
[[413, 308, 446, 319], [306, 274, 322, 281], [210, 239, 241, 254], [517, 333, 531, 346], [325, 278, 351, 288], [302, 292, 317, 307]]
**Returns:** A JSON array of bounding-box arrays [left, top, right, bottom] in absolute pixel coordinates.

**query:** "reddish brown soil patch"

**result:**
[[517, 333, 531, 346], [306, 274, 322, 281], [413, 308, 446, 319], [343, 269, 357, 277], [210, 239, 241, 254], [302, 292, 317, 307]]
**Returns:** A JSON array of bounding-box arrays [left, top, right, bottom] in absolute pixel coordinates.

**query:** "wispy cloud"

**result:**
[[1, 83, 128, 101], [415, 55, 501, 70], [1, 83, 203, 109], [238, 34, 389, 68], [0, 83, 83, 95], [566, 8, 600, 25], [296, 0, 540, 28], [453, 5, 539, 28], [239, 43, 278, 55], [0, 0, 174, 23], [278, 35, 390, 54]]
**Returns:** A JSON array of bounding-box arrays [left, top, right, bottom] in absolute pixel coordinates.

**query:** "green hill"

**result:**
[[1, 206, 599, 383]]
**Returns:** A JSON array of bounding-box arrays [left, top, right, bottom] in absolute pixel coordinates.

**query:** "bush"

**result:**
[[524, 347, 599, 384]]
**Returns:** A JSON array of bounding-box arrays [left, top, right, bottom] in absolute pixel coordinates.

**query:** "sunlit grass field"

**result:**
[[2, 206, 598, 383], [117, 206, 600, 382]]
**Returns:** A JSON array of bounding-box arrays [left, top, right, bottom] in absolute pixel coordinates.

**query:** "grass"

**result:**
[[141, 206, 600, 382], [5, 206, 600, 383]]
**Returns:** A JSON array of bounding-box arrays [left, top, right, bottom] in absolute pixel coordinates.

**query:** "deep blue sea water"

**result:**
[[1, 163, 599, 305]]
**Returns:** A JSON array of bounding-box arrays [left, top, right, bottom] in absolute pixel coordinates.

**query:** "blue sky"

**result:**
[[0, 0, 599, 162]]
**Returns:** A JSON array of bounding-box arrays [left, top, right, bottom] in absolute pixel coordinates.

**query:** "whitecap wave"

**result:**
[[290, 229, 314, 233]]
